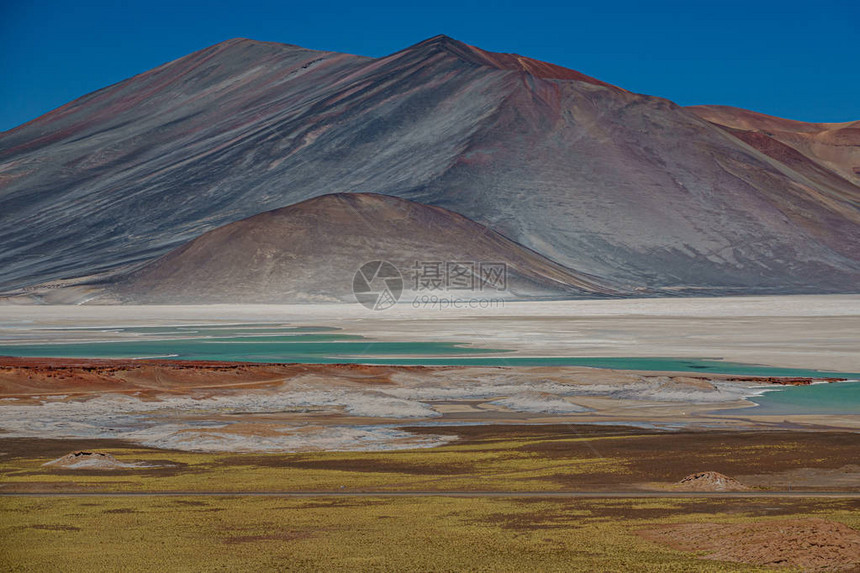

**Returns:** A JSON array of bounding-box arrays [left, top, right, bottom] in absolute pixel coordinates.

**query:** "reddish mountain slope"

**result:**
[[689, 105, 860, 186]]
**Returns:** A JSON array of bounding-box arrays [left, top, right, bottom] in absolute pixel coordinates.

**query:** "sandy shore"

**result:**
[[2, 295, 859, 371]]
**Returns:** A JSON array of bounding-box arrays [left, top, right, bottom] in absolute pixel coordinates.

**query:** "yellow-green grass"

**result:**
[[1, 496, 857, 572]]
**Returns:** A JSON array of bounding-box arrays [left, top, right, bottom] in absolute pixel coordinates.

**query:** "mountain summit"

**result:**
[[395, 35, 620, 86]]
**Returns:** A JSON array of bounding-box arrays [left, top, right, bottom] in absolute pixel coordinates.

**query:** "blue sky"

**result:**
[[1, 0, 858, 131]]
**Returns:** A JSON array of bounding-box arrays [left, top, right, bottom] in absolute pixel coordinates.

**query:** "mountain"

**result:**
[[100, 193, 614, 304], [1, 35, 858, 299]]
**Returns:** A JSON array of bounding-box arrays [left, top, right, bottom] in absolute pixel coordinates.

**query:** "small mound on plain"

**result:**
[[674, 471, 749, 491], [44, 451, 151, 470]]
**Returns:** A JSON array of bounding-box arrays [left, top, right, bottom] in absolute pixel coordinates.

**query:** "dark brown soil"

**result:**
[[402, 425, 860, 490], [2, 425, 858, 492], [212, 425, 860, 492]]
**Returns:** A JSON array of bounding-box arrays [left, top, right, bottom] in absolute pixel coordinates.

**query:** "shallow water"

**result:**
[[726, 381, 860, 416], [357, 356, 860, 378], [0, 338, 498, 361], [0, 323, 858, 378]]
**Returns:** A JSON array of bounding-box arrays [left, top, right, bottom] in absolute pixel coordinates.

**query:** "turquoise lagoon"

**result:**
[[0, 323, 858, 380]]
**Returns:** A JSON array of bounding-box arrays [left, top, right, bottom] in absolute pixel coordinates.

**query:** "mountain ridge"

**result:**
[[0, 35, 857, 300]]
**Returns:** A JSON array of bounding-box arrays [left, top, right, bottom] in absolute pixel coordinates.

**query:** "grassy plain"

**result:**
[[2, 495, 859, 572], [2, 425, 859, 571]]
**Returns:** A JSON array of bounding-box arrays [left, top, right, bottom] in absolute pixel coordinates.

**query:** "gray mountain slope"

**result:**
[[1, 35, 858, 296]]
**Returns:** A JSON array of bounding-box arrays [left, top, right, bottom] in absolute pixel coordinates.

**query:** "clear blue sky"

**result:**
[[1, 0, 858, 131]]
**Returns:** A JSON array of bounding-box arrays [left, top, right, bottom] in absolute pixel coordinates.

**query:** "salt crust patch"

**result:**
[[0, 377, 758, 452], [489, 391, 590, 413]]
